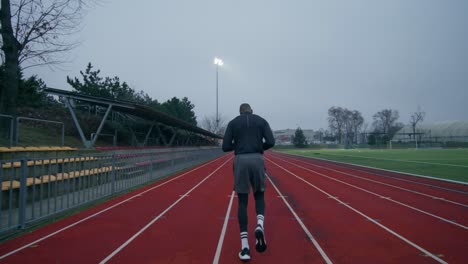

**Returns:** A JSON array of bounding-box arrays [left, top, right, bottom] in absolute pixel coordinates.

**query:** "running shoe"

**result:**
[[239, 247, 251, 261], [255, 224, 267, 252]]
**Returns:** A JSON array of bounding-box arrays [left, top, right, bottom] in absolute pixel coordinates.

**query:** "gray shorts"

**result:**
[[233, 153, 265, 194]]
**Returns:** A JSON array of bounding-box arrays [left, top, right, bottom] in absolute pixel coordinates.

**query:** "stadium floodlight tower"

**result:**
[[214, 57, 224, 133]]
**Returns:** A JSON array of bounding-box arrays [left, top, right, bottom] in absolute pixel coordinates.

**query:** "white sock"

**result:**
[[240, 232, 249, 249], [257, 215, 264, 229]]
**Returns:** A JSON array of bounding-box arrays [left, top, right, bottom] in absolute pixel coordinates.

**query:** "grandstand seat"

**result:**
[[1, 156, 98, 169], [0, 146, 77, 153], [39, 175, 57, 183], [55, 173, 70, 180], [26, 177, 42, 186], [1, 180, 20, 191]]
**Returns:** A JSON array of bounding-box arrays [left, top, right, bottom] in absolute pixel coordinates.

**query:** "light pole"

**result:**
[[213, 57, 223, 132]]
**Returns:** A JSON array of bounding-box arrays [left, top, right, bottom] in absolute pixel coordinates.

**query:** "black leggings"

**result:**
[[238, 191, 265, 233]]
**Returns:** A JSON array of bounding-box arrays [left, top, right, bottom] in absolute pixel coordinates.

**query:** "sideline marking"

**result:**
[[269, 156, 468, 230], [274, 153, 468, 207], [99, 157, 233, 264], [268, 159, 448, 264], [300, 152, 468, 168], [0, 155, 227, 261], [213, 190, 236, 264], [266, 173, 333, 264]]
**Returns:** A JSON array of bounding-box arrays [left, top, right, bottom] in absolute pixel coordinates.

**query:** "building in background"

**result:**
[[274, 129, 318, 145]]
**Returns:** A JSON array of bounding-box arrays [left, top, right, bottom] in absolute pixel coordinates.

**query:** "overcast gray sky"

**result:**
[[26, 0, 468, 131]]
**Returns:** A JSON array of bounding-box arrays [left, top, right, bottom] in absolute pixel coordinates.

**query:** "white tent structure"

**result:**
[[393, 120, 468, 147]]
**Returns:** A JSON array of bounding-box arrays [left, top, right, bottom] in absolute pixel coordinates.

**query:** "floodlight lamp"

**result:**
[[214, 57, 223, 66]]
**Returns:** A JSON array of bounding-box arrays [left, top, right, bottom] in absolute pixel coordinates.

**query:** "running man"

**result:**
[[222, 103, 275, 261]]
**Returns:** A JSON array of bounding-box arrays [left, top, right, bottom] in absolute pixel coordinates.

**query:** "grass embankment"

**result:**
[[279, 148, 468, 183]]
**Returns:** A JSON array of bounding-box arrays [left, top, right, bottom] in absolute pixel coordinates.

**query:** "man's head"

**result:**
[[239, 103, 253, 114]]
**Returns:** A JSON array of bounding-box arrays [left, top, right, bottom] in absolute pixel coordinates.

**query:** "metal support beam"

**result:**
[[91, 104, 113, 146], [154, 124, 167, 146], [143, 124, 155, 146], [184, 133, 192, 146], [168, 128, 177, 146], [65, 98, 90, 148], [64, 97, 113, 149]]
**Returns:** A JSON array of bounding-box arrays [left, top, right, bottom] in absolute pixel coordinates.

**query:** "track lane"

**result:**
[[1, 152, 465, 263], [268, 158, 454, 263], [270, 154, 468, 228], [102, 157, 234, 263], [266, 158, 448, 263], [272, 153, 468, 207], [216, 176, 329, 263], [267, 156, 467, 263], [272, 152, 468, 197], [0, 155, 230, 263]]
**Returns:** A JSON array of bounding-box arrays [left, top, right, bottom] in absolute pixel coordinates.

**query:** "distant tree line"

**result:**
[[326, 106, 402, 145], [327, 106, 365, 145], [289, 106, 425, 148], [325, 106, 424, 146]]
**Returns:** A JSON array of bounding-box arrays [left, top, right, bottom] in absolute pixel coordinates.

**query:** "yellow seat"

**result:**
[[55, 173, 70, 180], [2, 180, 20, 191], [39, 175, 57, 183], [0, 147, 11, 153], [26, 177, 41, 186]]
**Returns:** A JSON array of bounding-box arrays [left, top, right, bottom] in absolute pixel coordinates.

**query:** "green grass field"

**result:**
[[279, 148, 468, 183]]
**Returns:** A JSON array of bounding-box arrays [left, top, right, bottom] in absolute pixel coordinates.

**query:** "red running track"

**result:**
[[0, 152, 467, 263]]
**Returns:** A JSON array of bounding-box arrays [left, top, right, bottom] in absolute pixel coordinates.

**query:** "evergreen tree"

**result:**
[[292, 127, 308, 148], [160, 97, 197, 126], [67, 63, 198, 125]]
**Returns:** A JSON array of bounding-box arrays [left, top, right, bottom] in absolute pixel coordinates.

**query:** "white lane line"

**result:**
[[270, 156, 468, 230], [266, 173, 333, 264], [275, 154, 468, 208], [99, 157, 233, 264], [213, 190, 236, 264], [267, 159, 448, 264], [0, 155, 227, 261]]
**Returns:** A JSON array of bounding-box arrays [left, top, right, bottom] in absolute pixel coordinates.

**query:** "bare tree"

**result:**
[[343, 108, 353, 145], [409, 107, 425, 148], [1, 0, 91, 115], [11, 0, 89, 67], [328, 106, 364, 145], [372, 109, 403, 144], [328, 106, 346, 144], [372, 109, 399, 135], [349, 110, 364, 144], [201, 113, 227, 135]]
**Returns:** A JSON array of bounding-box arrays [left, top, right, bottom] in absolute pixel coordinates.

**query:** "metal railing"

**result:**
[[0, 147, 223, 235], [0, 114, 14, 147], [16, 117, 65, 146]]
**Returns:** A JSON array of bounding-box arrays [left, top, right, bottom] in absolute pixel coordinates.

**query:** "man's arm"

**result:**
[[222, 122, 234, 152], [262, 121, 275, 150]]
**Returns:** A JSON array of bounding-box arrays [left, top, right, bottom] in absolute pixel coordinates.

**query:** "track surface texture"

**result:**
[[1, 152, 467, 263]]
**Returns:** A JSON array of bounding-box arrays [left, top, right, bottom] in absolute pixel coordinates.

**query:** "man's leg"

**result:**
[[237, 193, 250, 261], [254, 191, 267, 252]]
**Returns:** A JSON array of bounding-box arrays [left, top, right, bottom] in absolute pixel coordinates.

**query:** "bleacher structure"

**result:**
[[0, 88, 225, 237], [43, 87, 221, 149], [0, 145, 223, 235]]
